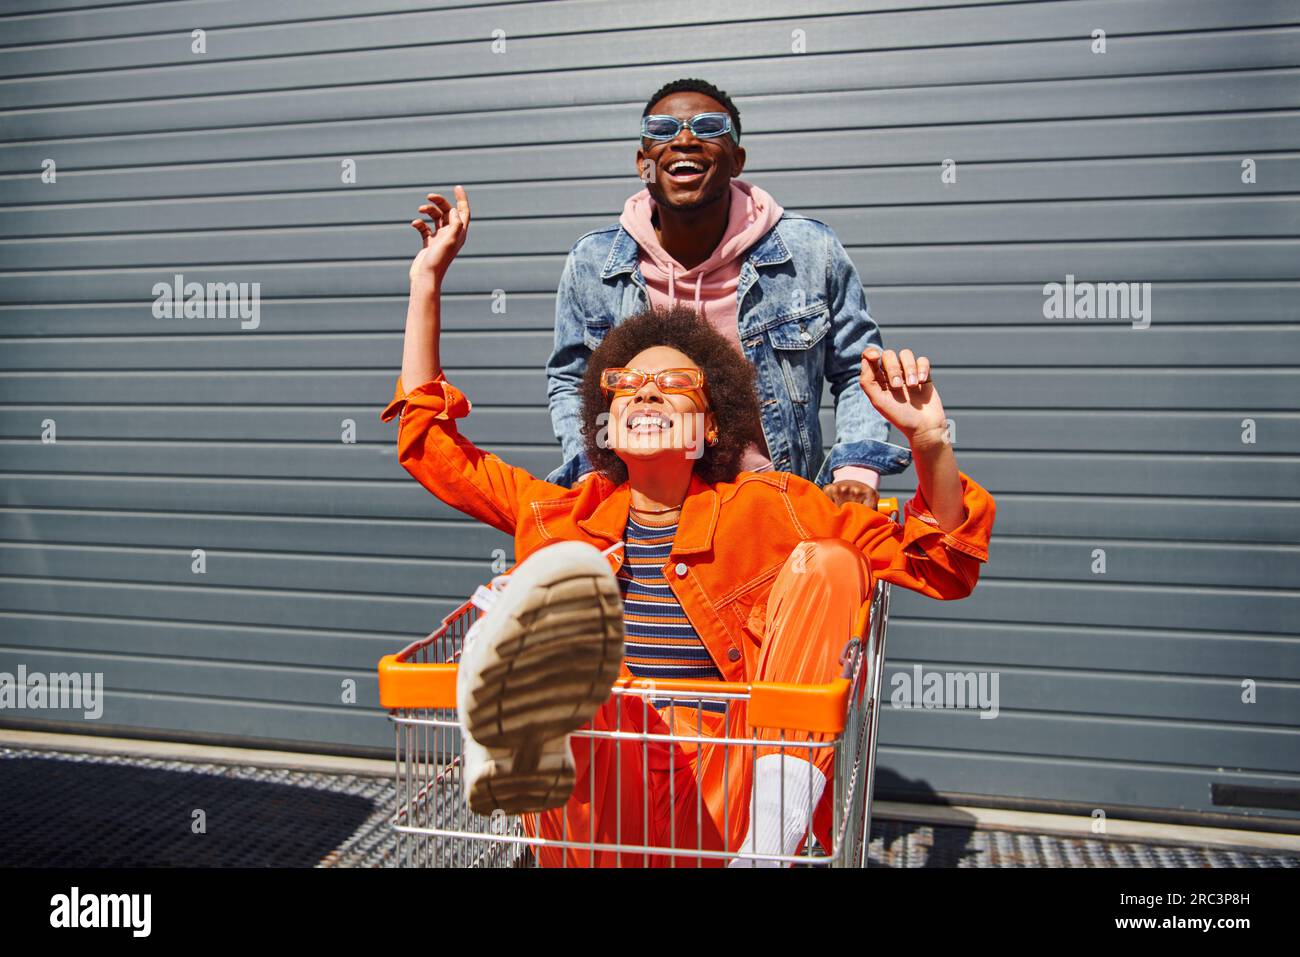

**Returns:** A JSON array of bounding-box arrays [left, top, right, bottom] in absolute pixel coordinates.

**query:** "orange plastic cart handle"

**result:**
[[378, 660, 851, 734], [378, 656, 457, 711]]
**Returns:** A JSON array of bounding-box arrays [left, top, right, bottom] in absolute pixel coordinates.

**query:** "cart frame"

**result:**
[[378, 502, 896, 868]]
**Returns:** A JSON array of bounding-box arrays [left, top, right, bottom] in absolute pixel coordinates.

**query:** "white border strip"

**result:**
[[0, 729, 392, 778], [873, 800, 1300, 854]]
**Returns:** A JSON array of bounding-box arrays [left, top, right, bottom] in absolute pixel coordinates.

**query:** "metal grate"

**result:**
[[2, 748, 1295, 869]]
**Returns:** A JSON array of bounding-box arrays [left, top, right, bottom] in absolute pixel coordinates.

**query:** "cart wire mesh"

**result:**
[[382, 571, 892, 868]]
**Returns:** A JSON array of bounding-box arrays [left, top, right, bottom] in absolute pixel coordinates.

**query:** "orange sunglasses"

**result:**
[[599, 367, 708, 399]]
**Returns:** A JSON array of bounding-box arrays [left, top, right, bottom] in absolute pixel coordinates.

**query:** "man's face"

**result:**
[[635, 91, 745, 212]]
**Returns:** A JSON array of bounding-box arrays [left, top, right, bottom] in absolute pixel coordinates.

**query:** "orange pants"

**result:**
[[520, 538, 873, 867]]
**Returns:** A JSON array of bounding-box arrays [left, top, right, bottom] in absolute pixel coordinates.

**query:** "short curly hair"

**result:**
[[580, 304, 764, 485]]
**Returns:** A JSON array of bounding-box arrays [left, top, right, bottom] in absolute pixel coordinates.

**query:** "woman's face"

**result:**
[[606, 345, 717, 465]]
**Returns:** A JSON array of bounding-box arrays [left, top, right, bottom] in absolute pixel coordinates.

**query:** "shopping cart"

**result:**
[[377, 498, 898, 868]]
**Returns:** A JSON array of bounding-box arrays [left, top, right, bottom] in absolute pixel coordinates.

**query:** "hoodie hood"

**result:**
[[618, 179, 784, 326]]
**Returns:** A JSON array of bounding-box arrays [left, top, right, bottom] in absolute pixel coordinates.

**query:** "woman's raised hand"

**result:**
[[859, 347, 949, 447], [409, 186, 470, 285]]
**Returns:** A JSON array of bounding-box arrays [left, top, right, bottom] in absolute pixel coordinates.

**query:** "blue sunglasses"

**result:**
[[641, 112, 739, 144]]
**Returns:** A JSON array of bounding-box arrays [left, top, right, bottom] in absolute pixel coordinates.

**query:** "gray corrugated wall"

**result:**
[[0, 0, 1296, 824]]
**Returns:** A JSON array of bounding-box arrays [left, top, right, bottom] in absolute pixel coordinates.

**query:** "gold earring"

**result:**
[[706, 430, 719, 446]]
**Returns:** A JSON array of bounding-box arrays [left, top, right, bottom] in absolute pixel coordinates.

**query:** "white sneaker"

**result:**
[[457, 540, 624, 817]]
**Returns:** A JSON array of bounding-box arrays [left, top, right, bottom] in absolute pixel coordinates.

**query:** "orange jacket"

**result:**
[[381, 374, 995, 683]]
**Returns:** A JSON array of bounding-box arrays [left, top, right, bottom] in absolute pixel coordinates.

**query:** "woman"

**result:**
[[382, 187, 995, 867]]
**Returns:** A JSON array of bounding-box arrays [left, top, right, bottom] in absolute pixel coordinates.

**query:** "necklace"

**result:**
[[629, 502, 682, 515]]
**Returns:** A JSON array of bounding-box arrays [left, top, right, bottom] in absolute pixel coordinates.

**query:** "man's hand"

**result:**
[[821, 479, 880, 509], [409, 186, 470, 285]]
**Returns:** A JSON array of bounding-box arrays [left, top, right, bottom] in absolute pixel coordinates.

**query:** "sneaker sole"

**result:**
[[465, 736, 576, 817], [461, 569, 625, 751]]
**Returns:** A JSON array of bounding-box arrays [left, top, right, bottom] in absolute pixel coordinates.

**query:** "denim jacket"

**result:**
[[543, 212, 913, 487]]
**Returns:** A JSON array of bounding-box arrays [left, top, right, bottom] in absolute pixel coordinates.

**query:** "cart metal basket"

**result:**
[[378, 499, 897, 867]]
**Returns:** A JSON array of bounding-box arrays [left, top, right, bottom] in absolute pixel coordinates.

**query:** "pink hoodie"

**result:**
[[619, 179, 782, 471], [617, 179, 878, 488]]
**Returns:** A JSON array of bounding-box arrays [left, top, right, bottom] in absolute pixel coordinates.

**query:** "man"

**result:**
[[544, 77, 912, 505]]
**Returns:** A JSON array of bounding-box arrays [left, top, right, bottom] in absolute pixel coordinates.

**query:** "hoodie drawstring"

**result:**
[[666, 263, 706, 321]]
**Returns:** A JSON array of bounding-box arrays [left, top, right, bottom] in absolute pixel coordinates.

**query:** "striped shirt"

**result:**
[[619, 514, 727, 713]]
